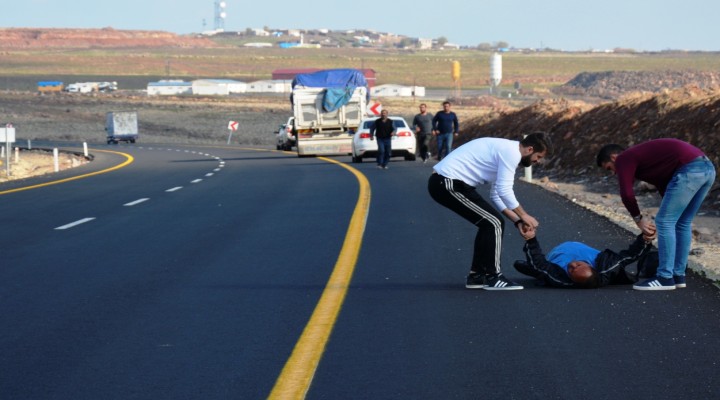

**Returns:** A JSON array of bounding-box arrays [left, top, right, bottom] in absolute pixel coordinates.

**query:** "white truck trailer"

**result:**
[[290, 69, 369, 157], [105, 111, 138, 144]]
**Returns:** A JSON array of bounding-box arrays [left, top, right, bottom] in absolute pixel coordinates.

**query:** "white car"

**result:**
[[275, 117, 295, 151], [351, 116, 416, 163]]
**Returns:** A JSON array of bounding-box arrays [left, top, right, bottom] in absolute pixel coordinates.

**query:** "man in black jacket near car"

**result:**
[[514, 226, 657, 288], [370, 109, 396, 169]]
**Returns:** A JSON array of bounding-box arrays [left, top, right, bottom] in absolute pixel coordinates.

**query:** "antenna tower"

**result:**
[[214, 1, 227, 31]]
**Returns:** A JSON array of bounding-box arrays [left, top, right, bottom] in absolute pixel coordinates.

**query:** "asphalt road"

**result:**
[[1, 145, 719, 400]]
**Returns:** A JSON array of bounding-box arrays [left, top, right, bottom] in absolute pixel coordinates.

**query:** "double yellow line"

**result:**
[[269, 156, 371, 399]]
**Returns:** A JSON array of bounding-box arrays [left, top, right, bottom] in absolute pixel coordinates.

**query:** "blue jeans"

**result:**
[[376, 137, 392, 167], [655, 157, 716, 278], [436, 133, 453, 160]]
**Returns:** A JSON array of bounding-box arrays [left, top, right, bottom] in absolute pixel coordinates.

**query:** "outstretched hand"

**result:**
[[637, 218, 657, 240], [641, 221, 657, 241], [519, 223, 536, 240]]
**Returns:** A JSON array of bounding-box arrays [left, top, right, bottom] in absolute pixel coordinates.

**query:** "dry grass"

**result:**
[[2, 47, 720, 90]]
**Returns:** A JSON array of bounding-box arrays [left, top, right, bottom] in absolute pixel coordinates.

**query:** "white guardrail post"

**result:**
[[53, 148, 59, 172]]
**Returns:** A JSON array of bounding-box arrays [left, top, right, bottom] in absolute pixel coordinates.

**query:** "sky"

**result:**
[[2, 0, 719, 51]]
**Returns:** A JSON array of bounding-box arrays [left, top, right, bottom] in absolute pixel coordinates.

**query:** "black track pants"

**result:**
[[428, 173, 505, 274]]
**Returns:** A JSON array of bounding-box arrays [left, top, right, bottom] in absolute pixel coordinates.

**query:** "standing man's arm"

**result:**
[[491, 155, 540, 229], [369, 122, 376, 141], [431, 114, 439, 135], [616, 157, 655, 236], [453, 113, 459, 135]]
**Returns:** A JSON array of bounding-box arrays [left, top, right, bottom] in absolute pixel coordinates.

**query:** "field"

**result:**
[[2, 46, 720, 92]]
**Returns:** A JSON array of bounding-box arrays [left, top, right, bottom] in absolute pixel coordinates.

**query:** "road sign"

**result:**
[[0, 127, 15, 142], [368, 102, 382, 116], [228, 121, 238, 131]]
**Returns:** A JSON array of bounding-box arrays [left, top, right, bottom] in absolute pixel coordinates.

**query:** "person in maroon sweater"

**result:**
[[596, 138, 716, 291]]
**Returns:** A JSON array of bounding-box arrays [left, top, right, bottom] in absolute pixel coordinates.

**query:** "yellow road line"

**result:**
[[0, 149, 134, 195], [269, 156, 371, 400]]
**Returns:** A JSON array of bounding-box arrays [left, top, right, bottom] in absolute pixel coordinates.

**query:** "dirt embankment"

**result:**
[[552, 70, 720, 99], [0, 27, 217, 49], [459, 85, 720, 212]]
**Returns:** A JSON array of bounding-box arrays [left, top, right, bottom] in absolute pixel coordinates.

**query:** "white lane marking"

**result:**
[[205, 173, 214, 177], [191, 179, 202, 183], [55, 218, 95, 230], [166, 187, 183, 192], [124, 198, 150, 206], [214, 168, 221, 172]]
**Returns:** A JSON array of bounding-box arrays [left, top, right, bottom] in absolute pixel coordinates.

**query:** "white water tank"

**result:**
[[490, 53, 502, 87]]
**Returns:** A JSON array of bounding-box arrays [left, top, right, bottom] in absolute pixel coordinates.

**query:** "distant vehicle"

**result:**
[[105, 111, 138, 144], [65, 81, 117, 93], [351, 116, 416, 163], [290, 69, 368, 157], [37, 81, 64, 93], [97, 81, 118, 92], [65, 83, 96, 93], [275, 117, 295, 151]]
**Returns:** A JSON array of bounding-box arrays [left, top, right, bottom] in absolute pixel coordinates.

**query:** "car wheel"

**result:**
[[405, 153, 417, 161], [352, 155, 363, 163]]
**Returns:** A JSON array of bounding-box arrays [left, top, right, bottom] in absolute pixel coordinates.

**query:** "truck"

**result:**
[[105, 111, 138, 144], [37, 81, 64, 93], [290, 69, 369, 157]]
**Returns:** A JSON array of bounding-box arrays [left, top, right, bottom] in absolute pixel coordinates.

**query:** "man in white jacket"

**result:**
[[428, 132, 552, 290]]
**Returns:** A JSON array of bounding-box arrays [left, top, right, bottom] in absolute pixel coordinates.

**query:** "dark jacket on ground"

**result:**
[[518, 234, 654, 288]]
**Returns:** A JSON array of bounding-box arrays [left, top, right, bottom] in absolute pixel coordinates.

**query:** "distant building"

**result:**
[[250, 28, 269, 36], [271, 68, 377, 87], [192, 79, 247, 95], [371, 84, 425, 97], [147, 80, 192, 96], [441, 43, 461, 50], [418, 38, 432, 49], [246, 80, 292, 93], [243, 42, 273, 48]]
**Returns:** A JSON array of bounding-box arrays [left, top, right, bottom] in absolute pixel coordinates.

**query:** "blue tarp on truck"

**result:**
[[291, 69, 369, 112]]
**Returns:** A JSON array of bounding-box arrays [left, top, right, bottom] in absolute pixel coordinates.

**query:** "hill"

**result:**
[[459, 85, 720, 211], [0, 27, 217, 48], [553, 70, 720, 99]]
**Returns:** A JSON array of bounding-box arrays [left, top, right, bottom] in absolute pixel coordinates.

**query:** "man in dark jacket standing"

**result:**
[[370, 109, 395, 169], [514, 226, 656, 288], [412, 103, 434, 163], [431, 101, 459, 161]]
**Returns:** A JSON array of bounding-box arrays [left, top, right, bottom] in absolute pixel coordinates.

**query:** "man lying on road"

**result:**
[[513, 226, 658, 288]]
